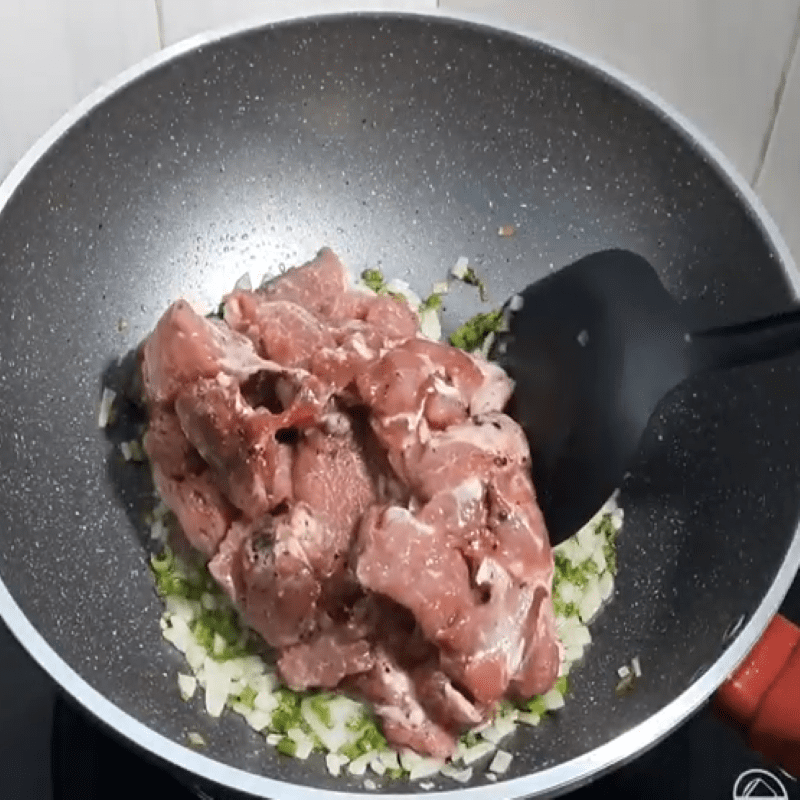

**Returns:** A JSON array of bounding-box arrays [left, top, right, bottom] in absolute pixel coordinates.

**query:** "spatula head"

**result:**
[[497, 249, 692, 544]]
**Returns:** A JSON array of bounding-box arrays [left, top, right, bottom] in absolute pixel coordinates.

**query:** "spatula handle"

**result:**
[[690, 307, 800, 372]]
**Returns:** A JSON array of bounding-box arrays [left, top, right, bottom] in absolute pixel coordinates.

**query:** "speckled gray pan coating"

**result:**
[[0, 12, 799, 800]]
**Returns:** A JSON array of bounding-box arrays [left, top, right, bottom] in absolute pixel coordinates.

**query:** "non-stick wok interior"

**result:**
[[0, 13, 799, 797]]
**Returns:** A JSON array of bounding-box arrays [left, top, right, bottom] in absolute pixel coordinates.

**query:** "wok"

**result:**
[[0, 8, 799, 799]]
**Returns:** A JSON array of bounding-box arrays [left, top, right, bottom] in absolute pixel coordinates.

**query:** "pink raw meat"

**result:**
[[140, 247, 562, 758]]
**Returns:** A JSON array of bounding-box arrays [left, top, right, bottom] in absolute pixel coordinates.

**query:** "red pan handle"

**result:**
[[715, 613, 800, 777]]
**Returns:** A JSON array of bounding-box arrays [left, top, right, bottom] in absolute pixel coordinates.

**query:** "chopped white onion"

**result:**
[[598, 571, 614, 602], [165, 596, 200, 623], [376, 749, 400, 771], [202, 658, 233, 717], [617, 664, 631, 679], [591, 546, 608, 573], [489, 749, 513, 774], [162, 616, 192, 654], [187, 732, 206, 747], [419, 307, 441, 341], [244, 709, 272, 731], [254, 690, 278, 714], [631, 656, 642, 678], [326, 753, 345, 776], [408, 757, 444, 781], [348, 753, 373, 776], [287, 727, 314, 760], [578, 576, 603, 624], [564, 643, 585, 663], [460, 741, 495, 766], [509, 294, 523, 312], [541, 688, 565, 711], [97, 387, 116, 428], [440, 764, 473, 783], [561, 622, 592, 648], [266, 733, 282, 746], [385, 278, 422, 311], [369, 756, 387, 776], [451, 256, 469, 279], [480, 331, 495, 358], [178, 673, 197, 701], [516, 711, 541, 726], [480, 715, 516, 744], [185, 641, 206, 674], [233, 272, 252, 292], [558, 581, 582, 606]]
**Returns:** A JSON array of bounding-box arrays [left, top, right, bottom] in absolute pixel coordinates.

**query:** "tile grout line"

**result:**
[[752, 5, 800, 187], [154, 0, 166, 50]]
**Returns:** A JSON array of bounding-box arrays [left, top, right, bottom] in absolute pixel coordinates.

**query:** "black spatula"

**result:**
[[496, 249, 800, 545]]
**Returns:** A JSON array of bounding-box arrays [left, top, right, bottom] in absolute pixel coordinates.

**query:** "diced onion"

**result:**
[[287, 727, 314, 760], [408, 757, 444, 781], [480, 715, 516, 744], [185, 641, 206, 674], [419, 307, 441, 341], [165, 596, 200, 623], [162, 616, 192, 654], [631, 656, 642, 678], [233, 272, 252, 292], [187, 732, 206, 747], [564, 643, 585, 663], [598, 571, 614, 601], [370, 756, 386, 776], [203, 658, 233, 717], [578, 576, 603, 624], [348, 753, 373, 776], [451, 256, 469, 279], [254, 690, 278, 714], [617, 664, 631, 679], [376, 749, 400, 771], [460, 741, 495, 766], [178, 673, 197, 701], [385, 278, 422, 311], [440, 764, 473, 783], [561, 622, 591, 648], [97, 388, 116, 428], [326, 753, 346, 776], [489, 749, 513, 774], [244, 709, 272, 731], [516, 712, 541, 726], [541, 688, 565, 711]]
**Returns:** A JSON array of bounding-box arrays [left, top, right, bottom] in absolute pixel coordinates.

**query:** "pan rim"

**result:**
[[1, 5, 798, 799]]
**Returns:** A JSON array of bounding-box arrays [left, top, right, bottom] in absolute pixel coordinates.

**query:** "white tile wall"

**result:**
[[159, 0, 437, 47], [757, 37, 800, 267], [437, 0, 800, 186], [0, 0, 159, 180]]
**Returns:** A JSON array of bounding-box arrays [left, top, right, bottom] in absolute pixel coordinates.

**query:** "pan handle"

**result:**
[[714, 613, 800, 777]]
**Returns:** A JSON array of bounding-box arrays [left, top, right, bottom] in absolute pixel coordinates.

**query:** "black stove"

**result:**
[[3, 579, 799, 800]]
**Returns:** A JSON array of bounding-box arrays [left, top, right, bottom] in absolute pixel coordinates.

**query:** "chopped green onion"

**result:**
[[361, 268, 386, 293], [419, 292, 443, 311], [277, 736, 298, 757], [449, 309, 503, 351], [460, 267, 488, 301]]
